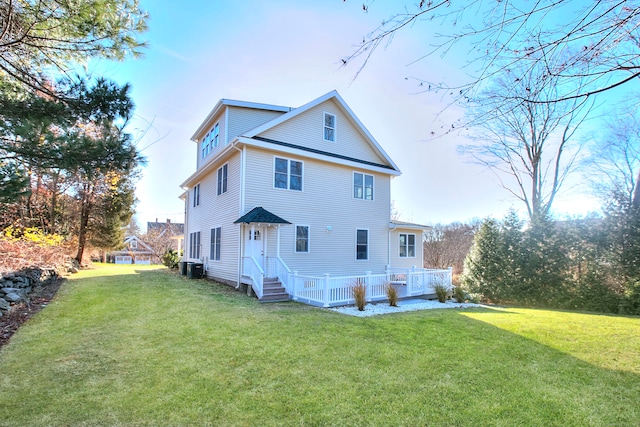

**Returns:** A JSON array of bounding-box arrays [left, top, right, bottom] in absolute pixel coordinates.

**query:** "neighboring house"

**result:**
[[109, 235, 155, 265], [180, 90, 450, 306], [146, 218, 185, 256], [146, 218, 185, 238]]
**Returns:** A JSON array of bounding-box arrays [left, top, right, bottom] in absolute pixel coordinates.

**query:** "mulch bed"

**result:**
[[0, 277, 64, 349]]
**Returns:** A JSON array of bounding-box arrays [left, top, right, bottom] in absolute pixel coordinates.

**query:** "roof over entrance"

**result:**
[[234, 207, 291, 225]]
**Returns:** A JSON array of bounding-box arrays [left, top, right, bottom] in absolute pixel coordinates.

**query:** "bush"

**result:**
[[386, 283, 398, 307], [434, 283, 448, 303], [453, 285, 466, 303], [352, 280, 367, 311], [162, 249, 180, 269]]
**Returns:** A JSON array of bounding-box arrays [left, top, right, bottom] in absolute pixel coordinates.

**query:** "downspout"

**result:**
[[388, 222, 396, 267], [232, 140, 245, 288]]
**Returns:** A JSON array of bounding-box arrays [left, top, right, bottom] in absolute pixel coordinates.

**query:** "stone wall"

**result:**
[[0, 268, 58, 317]]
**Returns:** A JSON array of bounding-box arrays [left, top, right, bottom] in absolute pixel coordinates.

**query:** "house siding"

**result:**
[[389, 228, 425, 270], [227, 106, 286, 144], [186, 151, 242, 284], [243, 147, 391, 276], [258, 99, 388, 167]]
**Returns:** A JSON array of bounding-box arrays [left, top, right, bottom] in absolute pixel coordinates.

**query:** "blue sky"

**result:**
[[89, 0, 600, 227]]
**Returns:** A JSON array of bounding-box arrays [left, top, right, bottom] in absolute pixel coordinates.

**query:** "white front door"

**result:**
[[245, 227, 264, 270]]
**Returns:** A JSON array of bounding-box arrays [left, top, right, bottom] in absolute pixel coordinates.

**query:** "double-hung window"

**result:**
[[274, 157, 303, 191], [193, 184, 200, 207], [324, 112, 336, 142], [189, 231, 201, 259], [217, 164, 228, 195], [212, 123, 220, 148], [295, 225, 309, 253], [399, 233, 416, 258], [356, 229, 368, 260], [210, 227, 221, 261], [353, 172, 373, 200]]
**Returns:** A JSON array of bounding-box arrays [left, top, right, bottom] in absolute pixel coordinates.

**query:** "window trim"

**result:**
[[193, 184, 200, 207], [399, 233, 416, 258], [353, 172, 374, 201], [323, 112, 336, 142], [273, 156, 303, 191], [217, 163, 228, 196], [295, 225, 310, 253], [356, 228, 369, 261], [210, 227, 221, 261]]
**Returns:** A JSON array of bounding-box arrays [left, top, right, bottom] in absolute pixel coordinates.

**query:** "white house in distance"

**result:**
[[180, 90, 451, 306]]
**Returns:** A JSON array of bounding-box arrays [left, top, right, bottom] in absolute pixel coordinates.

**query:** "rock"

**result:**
[[4, 292, 22, 303], [0, 298, 9, 310]]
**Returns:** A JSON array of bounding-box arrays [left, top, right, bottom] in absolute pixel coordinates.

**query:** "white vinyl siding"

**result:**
[[185, 151, 242, 283], [259, 99, 388, 166], [244, 148, 390, 275], [226, 106, 286, 144]]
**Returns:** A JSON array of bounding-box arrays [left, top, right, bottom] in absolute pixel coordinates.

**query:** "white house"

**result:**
[[109, 235, 154, 265], [180, 90, 451, 306]]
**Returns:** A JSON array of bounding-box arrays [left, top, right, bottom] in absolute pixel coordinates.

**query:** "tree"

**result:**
[[0, 0, 148, 95], [463, 64, 592, 220], [423, 221, 479, 275], [344, 1, 640, 105]]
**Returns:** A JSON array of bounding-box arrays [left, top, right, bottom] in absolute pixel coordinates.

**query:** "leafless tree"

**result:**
[[461, 62, 593, 221], [423, 221, 480, 275], [343, 1, 640, 105], [585, 103, 640, 208]]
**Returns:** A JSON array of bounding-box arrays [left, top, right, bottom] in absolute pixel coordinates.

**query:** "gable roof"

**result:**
[[234, 207, 291, 225], [242, 90, 400, 173], [390, 220, 431, 231]]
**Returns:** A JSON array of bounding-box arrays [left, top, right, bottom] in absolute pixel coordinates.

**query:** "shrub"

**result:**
[[352, 280, 367, 311], [453, 285, 466, 303], [386, 283, 398, 307], [162, 249, 180, 269], [434, 283, 448, 303]]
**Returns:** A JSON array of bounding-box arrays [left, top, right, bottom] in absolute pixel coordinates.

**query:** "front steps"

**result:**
[[259, 278, 290, 302]]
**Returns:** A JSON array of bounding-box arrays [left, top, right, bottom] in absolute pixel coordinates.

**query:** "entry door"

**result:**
[[245, 227, 264, 270]]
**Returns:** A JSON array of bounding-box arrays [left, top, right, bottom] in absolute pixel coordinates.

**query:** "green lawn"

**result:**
[[0, 264, 638, 426]]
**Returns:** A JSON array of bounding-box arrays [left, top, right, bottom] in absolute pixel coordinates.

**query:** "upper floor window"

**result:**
[[193, 184, 200, 207], [210, 227, 221, 261], [201, 123, 220, 159], [399, 233, 416, 258], [274, 157, 303, 191], [356, 229, 368, 260], [130, 240, 138, 249], [324, 112, 336, 142], [353, 172, 373, 200], [217, 164, 228, 195], [295, 225, 309, 253]]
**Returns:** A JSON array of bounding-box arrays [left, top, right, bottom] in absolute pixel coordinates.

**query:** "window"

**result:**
[[189, 231, 201, 259], [324, 112, 336, 142], [274, 157, 303, 191], [202, 135, 210, 158], [295, 225, 309, 253], [212, 123, 220, 148], [356, 229, 368, 260], [193, 184, 200, 207], [399, 233, 416, 258], [217, 164, 228, 195], [130, 240, 137, 249], [210, 227, 221, 261], [353, 172, 374, 200]]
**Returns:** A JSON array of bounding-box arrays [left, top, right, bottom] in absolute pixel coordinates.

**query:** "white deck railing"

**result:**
[[241, 260, 452, 307], [241, 256, 264, 299]]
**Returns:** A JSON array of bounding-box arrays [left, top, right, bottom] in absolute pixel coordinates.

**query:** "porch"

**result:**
[[241, 255, 453, 307]]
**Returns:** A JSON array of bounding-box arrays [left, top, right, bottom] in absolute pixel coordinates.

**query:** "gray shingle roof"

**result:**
[[234, 207, 291, 225]]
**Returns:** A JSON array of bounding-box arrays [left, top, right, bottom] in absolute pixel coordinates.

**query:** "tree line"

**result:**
[[0, 0, 148, 264]]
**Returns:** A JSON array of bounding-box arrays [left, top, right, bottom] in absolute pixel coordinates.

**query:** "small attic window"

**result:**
[[324, 112, 336, 142]]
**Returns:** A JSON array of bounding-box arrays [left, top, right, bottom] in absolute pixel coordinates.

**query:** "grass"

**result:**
[[0, 264, 639, 426]]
